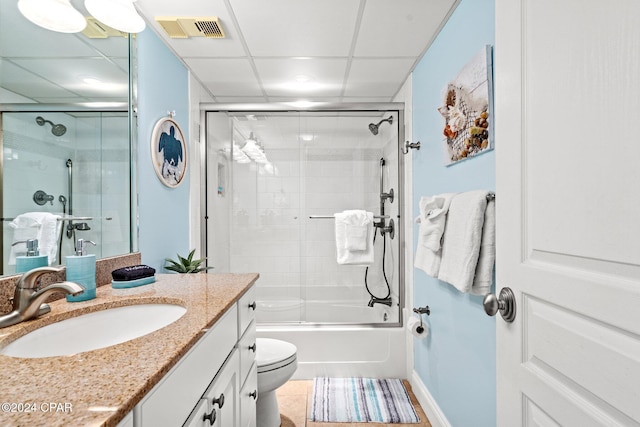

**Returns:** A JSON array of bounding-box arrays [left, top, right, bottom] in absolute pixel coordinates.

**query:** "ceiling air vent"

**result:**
[[82, 17, 128, 38], [156, 17, 225, 39]]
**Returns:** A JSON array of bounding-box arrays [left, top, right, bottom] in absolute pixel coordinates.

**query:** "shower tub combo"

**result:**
[[204, 105, 406, 379]]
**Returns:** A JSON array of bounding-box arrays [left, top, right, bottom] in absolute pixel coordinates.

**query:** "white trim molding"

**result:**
[[411, 370, 451, 427]]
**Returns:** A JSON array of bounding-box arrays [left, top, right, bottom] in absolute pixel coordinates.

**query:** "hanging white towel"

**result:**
[[418, 194, 455, 251], [414, 193, 455, 277], [470, 198, 495, 296], [437, 190, 491, 293], [334, 210, 374, 265], [9, 212, 61, 266]]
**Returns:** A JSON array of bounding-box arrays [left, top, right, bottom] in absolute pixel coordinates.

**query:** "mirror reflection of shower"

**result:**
[[64, 159, 90, 239], [35, 116, 67, 137]]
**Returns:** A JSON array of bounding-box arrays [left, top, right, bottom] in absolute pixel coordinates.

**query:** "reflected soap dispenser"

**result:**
[[65, 238, 97, 302], [14, 239, 49, 273]]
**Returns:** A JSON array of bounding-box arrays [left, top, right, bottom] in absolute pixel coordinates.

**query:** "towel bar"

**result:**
[[3, 216, 93, 221], [309, 215, 389, 219]]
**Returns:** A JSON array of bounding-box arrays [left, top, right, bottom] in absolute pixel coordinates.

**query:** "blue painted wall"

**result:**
[[136, 29, 190, 271], [411, 0, 496, 426]]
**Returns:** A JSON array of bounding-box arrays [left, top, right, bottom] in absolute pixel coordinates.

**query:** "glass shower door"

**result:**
[[206, 109, 401, 326]]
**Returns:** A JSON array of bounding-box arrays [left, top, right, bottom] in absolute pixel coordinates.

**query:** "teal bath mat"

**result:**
[[310, 377, 419, 423]]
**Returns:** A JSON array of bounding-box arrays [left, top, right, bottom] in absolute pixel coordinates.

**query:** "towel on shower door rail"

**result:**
[[9, 212, 62, 266], [414, 193, 455, 277], [437, 190, 495, 294], [334, 210, 374, 265]]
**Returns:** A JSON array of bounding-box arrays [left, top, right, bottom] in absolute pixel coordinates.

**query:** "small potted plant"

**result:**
[[164, 249, 212, 274]]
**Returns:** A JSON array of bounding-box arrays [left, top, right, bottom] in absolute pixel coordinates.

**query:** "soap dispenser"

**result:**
[[65, 238, 97, 302], [13, 239, 49, 273]]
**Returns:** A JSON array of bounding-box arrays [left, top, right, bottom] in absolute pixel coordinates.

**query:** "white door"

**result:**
[[494, 0, 640, 425]]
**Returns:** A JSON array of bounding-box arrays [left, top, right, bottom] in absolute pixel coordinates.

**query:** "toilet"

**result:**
[[256, 338, 298, 427]]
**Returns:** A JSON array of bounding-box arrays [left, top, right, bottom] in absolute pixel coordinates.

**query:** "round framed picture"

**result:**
[[151, 117, 187, 187]]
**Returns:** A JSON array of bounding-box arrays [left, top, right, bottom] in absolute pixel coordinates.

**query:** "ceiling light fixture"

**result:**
[[241, 132, 268, 164], [18, 0, 87, 33], [85, 0, 146, 33]]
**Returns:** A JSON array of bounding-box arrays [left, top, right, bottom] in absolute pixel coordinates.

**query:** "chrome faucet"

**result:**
[[0, 267, 85, 329], [367, 296, 393, 307]]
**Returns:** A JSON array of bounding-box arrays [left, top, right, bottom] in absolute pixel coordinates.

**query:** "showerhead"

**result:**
[[368, 115, 393, 135], [36, 116, 67, 136]]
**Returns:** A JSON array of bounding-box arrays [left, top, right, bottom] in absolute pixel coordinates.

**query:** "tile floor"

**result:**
[[275, 380, 432, 427]]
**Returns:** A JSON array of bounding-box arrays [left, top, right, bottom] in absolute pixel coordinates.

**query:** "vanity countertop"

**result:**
[[0, 273, 258, 427]]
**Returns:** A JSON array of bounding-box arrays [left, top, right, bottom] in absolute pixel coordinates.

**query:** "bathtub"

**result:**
[[256, 298, 406, 379]]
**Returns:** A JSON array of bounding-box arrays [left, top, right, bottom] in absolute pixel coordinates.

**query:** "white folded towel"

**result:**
[[418, 194, 455, 251], [9, 212, 61, 265], [334, 210, 374, 265], [437, 190, 491, 293], [470, 198, 495, 296], [414, 193, 455, 277]]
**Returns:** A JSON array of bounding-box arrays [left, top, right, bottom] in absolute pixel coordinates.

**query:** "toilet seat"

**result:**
[[256, 338, 297, 373]]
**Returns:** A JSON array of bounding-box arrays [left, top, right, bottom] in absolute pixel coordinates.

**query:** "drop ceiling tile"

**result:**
[[354, 0, 458, 57], [0, 60, 77, 100], [341, 96, 395, 103], [0, 3, 98, 58], [135, 0, 246, 57], [11, 58, 129, 99], [229, 0, 361, 57], [185, 58, 262, 97], [255, 58, 347, 97], [344, 58, 416, 97]]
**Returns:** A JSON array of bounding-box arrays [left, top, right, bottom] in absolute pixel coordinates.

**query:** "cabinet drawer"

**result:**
[[202, 350, 240, 427], [237, 320, 256, 386], [237, 286, 256, 336], [138, 305, 238, 427], [239, 363, 257, 427]]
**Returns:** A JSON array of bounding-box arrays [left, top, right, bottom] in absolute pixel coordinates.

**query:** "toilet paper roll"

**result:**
[[407, 316, 429, 339]]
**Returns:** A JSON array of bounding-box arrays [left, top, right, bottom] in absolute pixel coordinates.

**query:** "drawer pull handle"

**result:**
[[248, 301, 257, 310], [249, 390, 257, 400], [248, 343, 257, 353], [212, 393, 225, 408], [203, 408, 216, 425]]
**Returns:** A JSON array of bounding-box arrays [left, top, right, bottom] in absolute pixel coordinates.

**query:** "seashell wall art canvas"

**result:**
[[438, 45, 494, 165]]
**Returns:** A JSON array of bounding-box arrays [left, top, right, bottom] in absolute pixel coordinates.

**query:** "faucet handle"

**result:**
[[17, 266, 64, 290]]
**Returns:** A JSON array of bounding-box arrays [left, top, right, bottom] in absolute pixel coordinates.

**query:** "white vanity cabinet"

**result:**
[[184, 351, 240, 427], [237, 287, 258, 427], [132, 285, 257, 427]]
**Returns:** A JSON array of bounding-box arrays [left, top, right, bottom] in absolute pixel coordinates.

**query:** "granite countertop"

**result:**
[[0, 273, 258, 427]]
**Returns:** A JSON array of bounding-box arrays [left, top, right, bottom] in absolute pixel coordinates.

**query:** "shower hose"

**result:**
[[364, 227, 391, 301]]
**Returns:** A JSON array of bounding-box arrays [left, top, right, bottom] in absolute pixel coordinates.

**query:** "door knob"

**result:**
[[483, 287, 516, 322]]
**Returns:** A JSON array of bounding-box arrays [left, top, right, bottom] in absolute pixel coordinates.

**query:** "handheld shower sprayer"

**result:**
[[368, 116, 393, 135]]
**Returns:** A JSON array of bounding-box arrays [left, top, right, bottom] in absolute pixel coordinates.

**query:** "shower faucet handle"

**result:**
[[33, 190, 54, 206], [380, 188, 394, 203]]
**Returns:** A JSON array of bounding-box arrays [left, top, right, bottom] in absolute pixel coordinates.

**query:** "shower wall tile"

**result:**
[[256, 272, 302, 288], [304, 176, 353, 193], [231, 255, 300, 274], [238, 241, 299, 257]]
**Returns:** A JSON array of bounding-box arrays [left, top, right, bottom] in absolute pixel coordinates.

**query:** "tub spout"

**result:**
[[367, 297, 392, 307], [0, 267, 85, 329]]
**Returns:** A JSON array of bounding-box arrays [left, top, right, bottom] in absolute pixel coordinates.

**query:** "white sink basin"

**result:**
[[1, 304, 186, 358]]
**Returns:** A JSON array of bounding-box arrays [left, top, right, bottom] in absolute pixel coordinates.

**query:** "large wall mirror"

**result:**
[[0, 1, 136, 276]]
